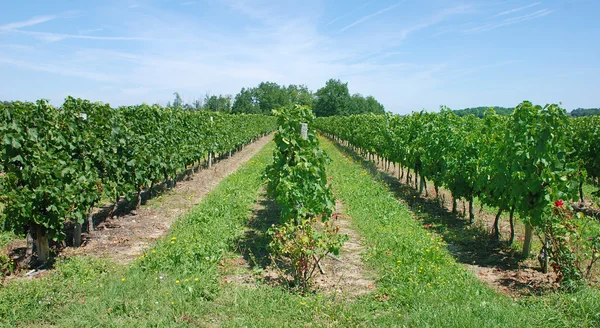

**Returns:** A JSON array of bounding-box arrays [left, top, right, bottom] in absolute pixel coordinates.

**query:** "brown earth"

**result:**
[[60, 134, 273, 264], [327, 139, 566, 297], [221, 193, 375, 298], [377, 157, 562, 297], [313, 201, 376, 297]]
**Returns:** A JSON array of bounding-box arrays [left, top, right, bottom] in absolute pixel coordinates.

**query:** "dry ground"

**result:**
[[0, 135, 273, 274], [221, 194, 376, 298]]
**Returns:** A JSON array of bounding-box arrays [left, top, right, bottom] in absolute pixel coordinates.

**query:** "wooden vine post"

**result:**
[[209, 116, 213, 168], [300, 123, 308, 140]]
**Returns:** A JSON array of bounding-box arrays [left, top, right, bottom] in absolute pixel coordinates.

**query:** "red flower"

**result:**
[[555, 200, 564, 208]]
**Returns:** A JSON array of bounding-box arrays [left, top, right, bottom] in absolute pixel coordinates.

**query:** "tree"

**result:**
[[193, 98, 203, 110], [570, 108, 600, 117], [314, 79, 351, 117], [173, 92, 183, 108], [364, 96, 385, 114], [452, 106, 513, 117], [231, 82, 292, 115], [219, 95, 233, 113], [254, 82, 289, 114], [232, 87, 259, 114], [230, 80, 383, 116], [204, 94, 232, 112], [348, 93, 366, 115], [287, 84, 314, 108]]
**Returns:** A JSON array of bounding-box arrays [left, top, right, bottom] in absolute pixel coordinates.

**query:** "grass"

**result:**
[[0, 202, 17, 276], [583, 183, 600, 205], [0, 203, 10, 249], [0, 142, 278, 326], [0, 137, 598, 327], [320, 137, 600, 327]]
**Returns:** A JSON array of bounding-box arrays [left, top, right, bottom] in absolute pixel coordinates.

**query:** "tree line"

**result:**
[[164, 79, 385, 117], [452, 106, 600, 118]]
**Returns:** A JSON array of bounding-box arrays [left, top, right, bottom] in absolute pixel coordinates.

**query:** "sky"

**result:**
[[0, 0, 598, 114]]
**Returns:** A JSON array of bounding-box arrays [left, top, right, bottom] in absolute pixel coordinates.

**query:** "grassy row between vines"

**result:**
[[0, 137, 598, 327], [320, 136, 600, 327], [0, 143, 277, 326]]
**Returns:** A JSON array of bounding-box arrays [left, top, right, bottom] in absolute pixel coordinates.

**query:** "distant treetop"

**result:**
[[230, 79, 385, 116], [570, 108, 600, 117], [451, 106, 513, 118], [452, 106, 600, 117]]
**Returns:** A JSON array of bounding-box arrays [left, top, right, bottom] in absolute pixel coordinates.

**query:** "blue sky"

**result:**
[[0, 0, 598, 114]]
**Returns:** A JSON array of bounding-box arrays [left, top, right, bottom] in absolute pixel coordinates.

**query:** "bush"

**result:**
[[264, 105, 345, 291]]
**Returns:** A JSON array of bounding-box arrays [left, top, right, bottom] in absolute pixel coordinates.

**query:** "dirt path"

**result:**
[[63, 135, 273, 264], [314, 201, 376, 297], [221, 192, 375, 298], [326, 140, 562, 297], [332, 143, 569, 297], [373, 162, 560, 296]]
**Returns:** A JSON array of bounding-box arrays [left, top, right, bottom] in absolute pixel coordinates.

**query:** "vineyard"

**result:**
[[0, 99, 599, 326], [315, 102, 600, 284], [0, 98, 275, 266]]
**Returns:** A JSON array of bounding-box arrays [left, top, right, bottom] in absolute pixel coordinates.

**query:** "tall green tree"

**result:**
[[314, 79, 351, 117], [347, 94, 385, 115], [287, 84, 314, 108], [364, 95, 385, 114], [254, 82, 289, 114], [204, 94, 232, 112], [232, 87, 259, 114], [172, 92, 183, 108]]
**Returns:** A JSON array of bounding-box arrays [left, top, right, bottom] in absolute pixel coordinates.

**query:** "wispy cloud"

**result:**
[[339, 1, 405, 32], [0, 43, 34, 51], [447, 60, 525, 78], [0, 15, 56, 30], [78, 28, 104, 35], [325, 0, 374, 27], [12, 29, 156, 42], [2, 0, 562, 112], [466, 9, 554, 32], [72, 48, 142, 63], [0, 57, 116, 82], [0, 14, 140, 43], [392, 5, 473, 42], [495, 2, 541, 16]]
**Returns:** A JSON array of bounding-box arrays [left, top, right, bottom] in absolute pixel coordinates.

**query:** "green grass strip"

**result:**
[[320, 137, 600, 327], [0, 137, 598, 327], [0, 141, 275, 327]]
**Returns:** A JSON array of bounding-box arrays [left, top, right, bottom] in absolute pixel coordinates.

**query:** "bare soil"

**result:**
[[221, 194, 375, 298], [60, 135, 273, 264], [328, 140, 565, 297], [313, 201, 376, 297], [377, 159, 560, 297]]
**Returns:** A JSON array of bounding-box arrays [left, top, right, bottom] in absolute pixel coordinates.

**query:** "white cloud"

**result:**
[[395, 5, 473, 41], [12, 29, 156, 42], [78, 28, 104, 35], [0, 2, 469, 112], [325, 0, 374, 26], [467, 9, 554, 32], [0, 15, 56, 30], [340, 1, 405, 32], [0, 57, 117, 82], [445, 60, 526, 79], [495, 2, 541, 16], [0, 43, 34, 51]]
